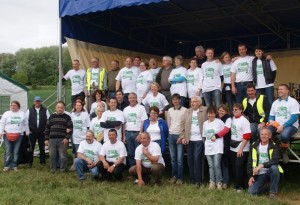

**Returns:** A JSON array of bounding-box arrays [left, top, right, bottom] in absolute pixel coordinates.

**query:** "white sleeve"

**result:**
[[46, 110, 51, 119], [168, 70, 174, 82], [85, 113, 91, 128], [290, 100, 300, 115], [64, 70, 71, 80], [99, 144, 106, 156], [141, 106, 148, 121], [77, 142, 84, 153], [100, 112, 107, 123], [152, 144, 162, 156], [270, 60, 277, 71], [225, 118, 232, 128], [161, 95, 169, 107], [270, 103, 276, 116], [115, 69, 122, 81], [146, 72, 153, 83], [134, 147, 141, 160], [119, 143, 127, 157], [230, 62, 237, 73]]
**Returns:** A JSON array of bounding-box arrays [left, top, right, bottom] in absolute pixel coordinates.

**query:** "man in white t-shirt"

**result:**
[[201, 48, 223, 107], [63, 59, 86, 107], [247, 127, 282, 198], [268, 84, 299, 163], [74, 130, 102, 180], [231, 43, 255, 103], [123, 93, 148, 167], [100, 98, 125, 142], [96, 129, 127, 180], [129, 132, 165, 186]]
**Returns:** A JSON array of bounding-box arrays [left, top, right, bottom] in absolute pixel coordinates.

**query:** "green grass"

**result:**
[[0, 146, 299, 205]]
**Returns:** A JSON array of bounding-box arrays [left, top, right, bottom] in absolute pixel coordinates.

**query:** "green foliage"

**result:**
[[11, 71, 28, 84], [0, 46, 72, 85]]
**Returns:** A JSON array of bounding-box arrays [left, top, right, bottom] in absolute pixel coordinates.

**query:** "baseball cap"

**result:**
[[34, 96, 42, 102]]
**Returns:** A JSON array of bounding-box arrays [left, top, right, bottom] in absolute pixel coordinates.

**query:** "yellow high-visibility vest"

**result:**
[[242, 95, 266, 122], [251, 143, 284, 173], [86, 68, 105, 91]]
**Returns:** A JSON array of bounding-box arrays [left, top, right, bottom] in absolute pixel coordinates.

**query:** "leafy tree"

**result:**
[[11, 72, 28, 84]]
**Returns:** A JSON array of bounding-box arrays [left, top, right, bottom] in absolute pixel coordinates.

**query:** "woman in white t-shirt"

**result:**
[[230, 103, 251, 192], [0, 101, 29, 171], [203, 107, 225, 189], [90, 90, 107, 114], [136, 61, 153, 104]]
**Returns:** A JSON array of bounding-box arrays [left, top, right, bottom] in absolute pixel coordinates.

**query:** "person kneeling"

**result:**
[[129, 132, 165, 186], [96, 129, 127, 181], [74, 130, 102, 180], [247, 127, 283, 198]]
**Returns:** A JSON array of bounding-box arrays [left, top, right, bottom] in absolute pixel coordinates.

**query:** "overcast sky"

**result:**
[[0, 0, 58, 54]]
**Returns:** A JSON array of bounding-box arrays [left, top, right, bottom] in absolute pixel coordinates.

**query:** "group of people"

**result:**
[[0, 43, 299, 200]]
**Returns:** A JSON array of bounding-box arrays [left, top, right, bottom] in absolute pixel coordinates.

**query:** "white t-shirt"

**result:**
[[64, 69, 86, 95], [258, 143, 269, 175], [190, 110, 202, 141], [186, 67, 203, 98], [77, 140, 102, 163], [123, 104, 148, 131], [90, 116, 104, 138], [90, 101, 107, 114], [100, 109, 125, 142], [230, 115, 251, 152], [149, 68, 161, 81], [168, 66, 187, 97], [115, 66, 140, 93], [201, 60, 223, 92], [222, 63, 232, 91], [100, 140, 127, 164], [0, 110, 28, 134], [135, 141, 165, 168], [203, 118, 225, 155], [230, 56, 255, 82], [146, 121, 161, 141], [136, 70, 153, 103], [142, 93, 169, 112], [91, 68, 100, 86], [255, 59, 277, 89], [70, 111, 91, 144], [270, 97, 300, 128]]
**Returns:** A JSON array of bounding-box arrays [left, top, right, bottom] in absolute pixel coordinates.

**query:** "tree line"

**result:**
[[0, 46, 72, 86]]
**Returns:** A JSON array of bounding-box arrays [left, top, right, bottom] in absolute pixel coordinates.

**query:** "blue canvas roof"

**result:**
[[60, 0, 300, 57]]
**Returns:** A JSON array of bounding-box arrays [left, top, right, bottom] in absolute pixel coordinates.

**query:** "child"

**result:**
[[203, 107, 225, 189]]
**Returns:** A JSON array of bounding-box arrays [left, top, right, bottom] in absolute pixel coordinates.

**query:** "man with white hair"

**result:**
[[156, 56, 174, 101], [194, 45, 207, 68]]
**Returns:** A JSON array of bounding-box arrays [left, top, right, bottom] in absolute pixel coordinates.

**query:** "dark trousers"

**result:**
[[28, 132, 45, 164], [230, 151, 249, 189], [186, 140, 204, 184], [97, 161, 126, 180]]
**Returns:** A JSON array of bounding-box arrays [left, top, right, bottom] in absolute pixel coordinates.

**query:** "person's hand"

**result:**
[[62, 138, 69, 146], [276, 125, 284, 133], [107, 165, 114, 173], [253, 164, 263, 175], [231, 56, 239, 62], [176, 137, 183, 144], [237, 148, 243, 157], [181, 138, 187, 145], [44, 140, 49, 146], [138, 179, 145, 187], [248, 177, 255, 186], [211, 135, 216, 142], [142, 147, 149, 156], [231, 86, 237, 95]]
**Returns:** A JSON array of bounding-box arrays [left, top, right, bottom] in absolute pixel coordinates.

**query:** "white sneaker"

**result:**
[[217, 182, 222, 190], [2, 167, 10, 172], [12, 167, 18, 171], [134, 179, 139, 184], [208, 182, 216, 189]]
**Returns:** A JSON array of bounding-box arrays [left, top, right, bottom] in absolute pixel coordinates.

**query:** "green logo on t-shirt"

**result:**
[[123, 71, 133, 80], [108, 150, 119, 160], [128, 113, 137, 124], [205, 68, 214, 79], [224, 67, 231, 78], [256, 64, 263, 75], [107, 117, 116, 121], [205, 129, 215, 140], [276, 106, 288, 119], [84, 149, 95, 161], [187, 74, 195, 84], [231, 124, 237, 139], [74, 120, 83, 131], [10, 116, 21, 126], [150, 102, 159, 108], [191, 116, 198, 126], [136, 75, 143, 84], [237, 62, 249, 73]]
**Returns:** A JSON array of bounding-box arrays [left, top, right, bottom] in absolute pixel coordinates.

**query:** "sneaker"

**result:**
[[169, 176, 177, 184], [222, 184, 228, 189], [217, 182, 222, 190], [236, 189, 242, 193], [69, 164, 75, 171], [134, 179, 139, 184], [208, 182, 216, 189], [282, 150, 289, 163], [2, 167, 10, 172], [12, 167, 18, 171], [269, 193, 276, 199], [176, 179, 183, 185]]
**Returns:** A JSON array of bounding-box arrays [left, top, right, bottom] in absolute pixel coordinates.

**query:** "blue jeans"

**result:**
[[125, 130, 140, 167], [250, 123, 259, 143], [248, 165, 280, 194], [268, 125, 298, 143], [224, 90, 234, 112], [3, 134, 23, 168], [256, 86, 274, 107], [72, 143, 80, 157], [168, 134, 184, 180], [206, 154, 222, 183], [186, 140, 204, 184], [235, 82, 252, 104], [74, 158, 99, 180], [203, 89, 221, 107]]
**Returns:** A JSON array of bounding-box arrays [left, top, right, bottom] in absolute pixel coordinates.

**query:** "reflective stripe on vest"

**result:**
[[86, 68, 105, 91], [251, 144, 284, 173], [242, 95, 265, 122]]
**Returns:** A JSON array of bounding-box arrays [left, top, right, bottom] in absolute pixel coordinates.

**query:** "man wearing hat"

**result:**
[[26, 96, 50, 166]]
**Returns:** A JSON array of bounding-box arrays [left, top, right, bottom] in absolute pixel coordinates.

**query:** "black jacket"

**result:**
[[243, 94, 270, 123], [28, 105, 48, 133], [252, 56, 276, 85]]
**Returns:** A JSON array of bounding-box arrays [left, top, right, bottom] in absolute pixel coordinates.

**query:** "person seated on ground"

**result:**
[[129, 132, 165, 186], [247, 127, 283, 199], [242, 83, 270, 143], [96, 129, 127, 181], [267, 84, 299, 163], [74, 130, 102, 180]]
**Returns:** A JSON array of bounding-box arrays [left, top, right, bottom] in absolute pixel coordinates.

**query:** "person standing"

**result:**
[[136, 61, 153, 104], [44, 101, 73, 173], [186, 58, 203, 102], [107, 60, 120, 99], [26, 96, 50, 167], [194, 45, 207, 68], [85, 57, 107, 112], [149, 58, 161, 81], [156, 56, 174, 101], [63, 59, 86, 107], [0, 101, 29, 171]]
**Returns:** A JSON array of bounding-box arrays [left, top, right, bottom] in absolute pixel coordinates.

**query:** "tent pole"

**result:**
[[58, 17, 62, 101]]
